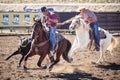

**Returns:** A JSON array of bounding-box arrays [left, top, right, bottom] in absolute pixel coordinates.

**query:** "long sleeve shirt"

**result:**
[[80, 9, 97, 23], [44, 11, 58, 27]]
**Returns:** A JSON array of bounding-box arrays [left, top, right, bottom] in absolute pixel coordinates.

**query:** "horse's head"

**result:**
[[69, 15, 89, 33], [32, 18, 45, 39], [69, 15, 81, 30]]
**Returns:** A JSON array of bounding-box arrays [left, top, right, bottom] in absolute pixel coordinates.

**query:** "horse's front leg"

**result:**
[[37, 53, 47, 69], [68, 38, 80, 58], [48, 52, 62, 71], [97, 50, 103, 63]]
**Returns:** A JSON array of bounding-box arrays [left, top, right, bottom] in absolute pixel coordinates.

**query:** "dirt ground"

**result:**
[[0, 33, 120, 80]]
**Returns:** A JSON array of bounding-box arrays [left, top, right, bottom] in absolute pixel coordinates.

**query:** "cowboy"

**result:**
[[41, 6, 59, 57], [80, 8, 100, 51], [62, 8, 100, 51]]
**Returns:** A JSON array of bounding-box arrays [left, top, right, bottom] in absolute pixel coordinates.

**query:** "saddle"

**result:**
[[99, 29, 106, 39], [47, 31, 65, 43], [44, 31, 65, 52], [88, 28, 106, 50], [44, 28, 65, 42], [55, 33, 65, 42], [89, 28, 106, 40]]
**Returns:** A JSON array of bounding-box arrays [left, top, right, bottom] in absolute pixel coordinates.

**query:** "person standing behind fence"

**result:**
[[41, 6, 59, 57]]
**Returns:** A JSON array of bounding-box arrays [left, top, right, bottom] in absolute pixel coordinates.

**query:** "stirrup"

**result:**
[[49, 50, 54, 57]]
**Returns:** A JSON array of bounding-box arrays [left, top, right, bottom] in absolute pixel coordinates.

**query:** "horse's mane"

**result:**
[[32, 18, 49, 39], [74, 15, 89, 30]]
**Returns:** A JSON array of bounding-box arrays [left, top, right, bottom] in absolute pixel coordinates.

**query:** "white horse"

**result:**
[[68, 15, 117, 63]]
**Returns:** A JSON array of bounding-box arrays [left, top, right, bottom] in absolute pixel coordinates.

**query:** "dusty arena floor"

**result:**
[[0, 33, 120, 80]]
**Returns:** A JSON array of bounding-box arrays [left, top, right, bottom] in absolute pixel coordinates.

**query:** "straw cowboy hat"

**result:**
[[77, 7, 86, 12]]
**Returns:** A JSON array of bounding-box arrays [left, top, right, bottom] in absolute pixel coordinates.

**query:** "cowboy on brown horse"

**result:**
[[41, 6, 59, 57], [23, 17, 72, 71]]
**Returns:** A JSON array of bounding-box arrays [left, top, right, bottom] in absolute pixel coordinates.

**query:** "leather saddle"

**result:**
[[89, 28, 106, 40], [88, 28, 106, 50], [55, 33, 65, 42], [99, 30, 106, 39]]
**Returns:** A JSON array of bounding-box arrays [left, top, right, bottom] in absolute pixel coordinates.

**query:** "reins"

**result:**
[[33, 21, 50, 47], [36, 40, 49, 47]]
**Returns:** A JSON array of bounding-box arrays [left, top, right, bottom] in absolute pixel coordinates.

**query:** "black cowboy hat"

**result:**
[[41, 6, 48, 12]]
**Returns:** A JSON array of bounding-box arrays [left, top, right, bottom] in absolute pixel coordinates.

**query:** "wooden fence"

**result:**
[[0, 12, 120, 34], [56, 12, 120, 31]]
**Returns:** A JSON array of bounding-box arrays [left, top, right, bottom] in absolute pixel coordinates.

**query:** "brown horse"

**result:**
[[23, 19, 72, 71]]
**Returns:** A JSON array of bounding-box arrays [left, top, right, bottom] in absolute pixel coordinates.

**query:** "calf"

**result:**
[[5, 36, 31, 67]]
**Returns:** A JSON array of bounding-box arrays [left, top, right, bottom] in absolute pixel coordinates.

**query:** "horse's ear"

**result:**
[[39, 18, 41, 21], [33, 17, 36, 22], [38, 18, 41, 23], [33, 17, 41, 23], [75, 15, 81, 19]]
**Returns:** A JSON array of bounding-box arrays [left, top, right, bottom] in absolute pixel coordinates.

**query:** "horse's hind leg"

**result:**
[[5, 50, 20, 60], [48, 52, 62, 71], [97, 50, 103, 63]]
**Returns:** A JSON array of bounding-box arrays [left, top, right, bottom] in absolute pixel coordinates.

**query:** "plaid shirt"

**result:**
[[43, 11, 58, 27], [80, 9, 97, 23]]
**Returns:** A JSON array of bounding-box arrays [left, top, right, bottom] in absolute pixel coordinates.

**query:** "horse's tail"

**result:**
[[107, 37, 118, 53], [62, 39, 72, 63]]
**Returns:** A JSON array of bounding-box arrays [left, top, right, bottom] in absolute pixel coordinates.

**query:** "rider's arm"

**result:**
[[48, 18, 58, 24], [64, 17, 74, 24], [63, 14, 81, 25]]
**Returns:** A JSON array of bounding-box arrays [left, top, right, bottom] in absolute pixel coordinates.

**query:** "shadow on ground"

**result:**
[[43, 69, 103, 80], [97, 62, 120, 70]]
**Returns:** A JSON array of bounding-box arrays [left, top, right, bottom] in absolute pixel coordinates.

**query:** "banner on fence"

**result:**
[[0, 12, 42, 27]]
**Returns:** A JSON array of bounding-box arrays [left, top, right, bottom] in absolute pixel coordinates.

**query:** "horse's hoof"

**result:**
[[49, 67, 52, 71], [5, 58, 8, 61], [91, 61, 96, 64], [68, 57, 73, 63], [17, 65, 21, 68], [42, 65, 47, 69], [24, 66, 28, 72], [49, 66, 53, 71], [48, 65, 53, 71]]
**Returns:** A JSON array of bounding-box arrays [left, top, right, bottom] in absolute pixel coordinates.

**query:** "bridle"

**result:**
[[71, 17, 81, 29], [32, 21, 50, 47]]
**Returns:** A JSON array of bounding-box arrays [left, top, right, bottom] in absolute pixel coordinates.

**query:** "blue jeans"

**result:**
[[49, 27, 56, 51], [90, 21, 100, 50]]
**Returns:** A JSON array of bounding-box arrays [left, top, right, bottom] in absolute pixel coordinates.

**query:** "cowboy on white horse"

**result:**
[[62, 8, 100, 51], [80, 8, 100, 51]]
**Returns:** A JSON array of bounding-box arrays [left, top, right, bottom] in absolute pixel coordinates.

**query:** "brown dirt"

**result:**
[[0, 34, 120, 80]]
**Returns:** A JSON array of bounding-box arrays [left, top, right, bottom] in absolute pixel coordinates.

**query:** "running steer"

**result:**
[[5, 36, 32, 67]]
